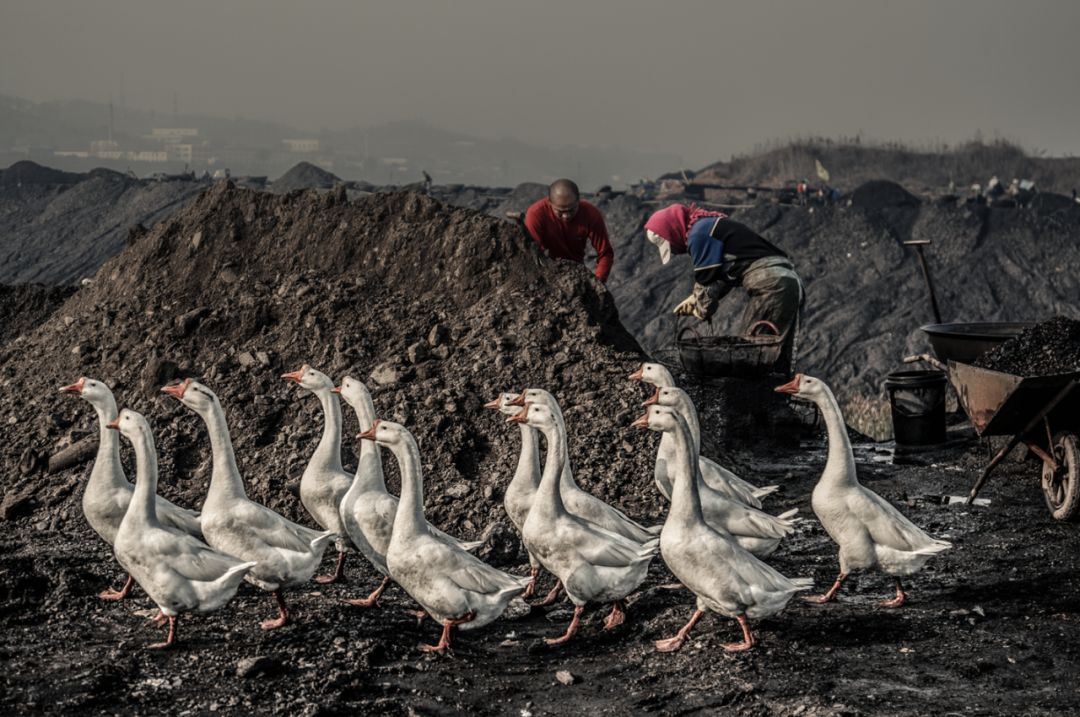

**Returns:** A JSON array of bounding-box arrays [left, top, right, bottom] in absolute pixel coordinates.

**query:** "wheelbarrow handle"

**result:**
[[903, 353, 947, 371]]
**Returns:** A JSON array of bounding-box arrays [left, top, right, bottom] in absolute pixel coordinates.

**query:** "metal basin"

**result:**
[[920, 322, 1036, 363]]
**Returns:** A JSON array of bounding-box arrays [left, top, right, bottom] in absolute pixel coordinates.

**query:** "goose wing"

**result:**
[[222, 500, 322, 554], [146, 531, 247, 582], [848, 486, 941, 553]]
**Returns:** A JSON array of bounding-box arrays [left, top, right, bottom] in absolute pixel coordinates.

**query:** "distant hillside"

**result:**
[[694, 139, 1080, 195]]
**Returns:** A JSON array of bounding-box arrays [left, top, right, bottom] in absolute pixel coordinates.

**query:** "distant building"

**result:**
[[167, 144, 194, 162], [283, 138, 320, 153], [151, 128, 199, 142]]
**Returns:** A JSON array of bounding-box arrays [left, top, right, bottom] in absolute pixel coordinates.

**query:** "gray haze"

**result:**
[[2, 0, 1078, 163]]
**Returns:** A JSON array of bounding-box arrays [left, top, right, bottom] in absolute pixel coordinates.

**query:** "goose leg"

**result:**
[[260, 591, 290, 630], [420, 611, 476, 654], [534, 579, 564, 606], [521, 567, 541, 600], [655, 609, 704, 653], [405, 609, 429, 626], [719, 614, 756, 652], [602, 601, 626, 630], [99, 575, 135, 601], [315, 550, 347, 584], [879, 577, 907, 608], [149, 615, 177, 650], [150, 610, 169, 626], [803, 573, 847, 604], [345, 576, 391, 607], [545, 605, 585, 646]]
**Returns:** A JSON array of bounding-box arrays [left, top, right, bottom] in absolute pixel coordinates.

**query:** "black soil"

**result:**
[[974, 316, 1080, 376]]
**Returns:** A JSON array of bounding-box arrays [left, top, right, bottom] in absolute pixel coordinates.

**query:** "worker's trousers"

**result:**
[[739, 256, 804, 375]]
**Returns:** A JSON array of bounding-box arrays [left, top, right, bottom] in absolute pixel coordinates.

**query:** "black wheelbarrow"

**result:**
[[948, 360, 1080, 520]]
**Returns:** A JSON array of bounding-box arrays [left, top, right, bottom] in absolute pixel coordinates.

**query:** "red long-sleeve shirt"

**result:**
[[523, 198, 614, 283]]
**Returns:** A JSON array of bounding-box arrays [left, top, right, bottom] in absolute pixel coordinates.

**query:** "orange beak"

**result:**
[[281, 366, 307, 384], [483, 396, 502, 410], [507, 404, 530, 424], [161, 378, 193, 399], [642, 388, 660, 407], [775, 374, 803, 395], [59, 377, 87, 394], [357, 419, 380, 441], [508, 394, 526, 407], [331, 386, 342, 394], [631, 412, 650, 429], [629, 367, 644, 382], [106, 417, 120, 430]]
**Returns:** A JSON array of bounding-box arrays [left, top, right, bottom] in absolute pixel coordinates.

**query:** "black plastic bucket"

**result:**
[[885, 370, 947, 446]]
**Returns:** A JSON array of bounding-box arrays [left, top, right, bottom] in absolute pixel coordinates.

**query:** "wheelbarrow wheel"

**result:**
[[1041, 431, 1080, 521]]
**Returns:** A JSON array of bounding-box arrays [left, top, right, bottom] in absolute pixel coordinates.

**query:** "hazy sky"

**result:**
[[2, 0, 1077, 163]]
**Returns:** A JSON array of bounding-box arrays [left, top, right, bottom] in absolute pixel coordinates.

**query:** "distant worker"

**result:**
[[523, 178, 614, 283], [643, 204, 804, 373], [422, 170, 433, 195]]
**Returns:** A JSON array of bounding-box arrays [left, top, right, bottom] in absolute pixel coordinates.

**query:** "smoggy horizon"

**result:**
[[2, 0, 1078, 163]]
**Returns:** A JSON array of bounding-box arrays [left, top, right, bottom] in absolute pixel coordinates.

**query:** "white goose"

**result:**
[[60, 377, 202, 600], [644, 388, 798, 558], [630, 363, 777, 505], [336, 376, 481, 607], [514, 402, 659, 645], [163, 379, 334, 629], [359, 419, 529, 654], [108, 409, 256, 649], [634, 404, 811, 652], [282, 364, 353, 583], [511, 389, 660, 544], [484, 392, 548, 600], [776, 374, 952, 606]]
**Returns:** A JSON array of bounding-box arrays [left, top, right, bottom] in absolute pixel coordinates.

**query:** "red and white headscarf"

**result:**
[[644, 203, 727, 255]]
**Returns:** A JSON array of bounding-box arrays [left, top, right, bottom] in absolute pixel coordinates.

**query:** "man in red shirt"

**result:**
[[523, 179, 614, 283]]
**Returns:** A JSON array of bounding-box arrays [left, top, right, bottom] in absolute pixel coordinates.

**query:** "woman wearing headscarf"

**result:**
[[644, 204, 804, 373]]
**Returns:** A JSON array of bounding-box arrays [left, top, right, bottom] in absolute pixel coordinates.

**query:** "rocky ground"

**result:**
[[3, 435, 1078, 716]]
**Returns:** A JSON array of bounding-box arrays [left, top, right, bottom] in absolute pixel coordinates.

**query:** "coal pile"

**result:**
[[0, 284, 77, 346], [974, 316, 1080, 376], [0, 182, 684, 545], [0, 162, 207, 285], [271, 161, 341, 193]]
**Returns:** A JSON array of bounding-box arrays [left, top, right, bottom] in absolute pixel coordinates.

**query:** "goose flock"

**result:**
[[59, 362, 952, 653]]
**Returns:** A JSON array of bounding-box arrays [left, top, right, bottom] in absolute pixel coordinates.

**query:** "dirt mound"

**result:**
[[0, 183, 689, 545], [974, 316, 1080, 376], [848, 179, 920, 210], [0, 167, 206, 285], [0, 160, 83, 187], [0, 284, 77, 347], [271, 161, 341, 194]]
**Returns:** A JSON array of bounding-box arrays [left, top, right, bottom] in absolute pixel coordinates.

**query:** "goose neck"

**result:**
[[128, 428, 162, 527], [390, 435, 426, 535], [513, 424, 541, 491], [666, 416, 705, 525], [535, 422, 569, 516], [675, 395, 702, 454], [815, 386, 858, 486], [202, 401, 248, 500], [90, 399, 124, 486], [312, 389, 344, 473]]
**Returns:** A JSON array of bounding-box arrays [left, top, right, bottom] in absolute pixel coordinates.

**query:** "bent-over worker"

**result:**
[[524, 179, 614, 283], [644, 203, 804, 373]]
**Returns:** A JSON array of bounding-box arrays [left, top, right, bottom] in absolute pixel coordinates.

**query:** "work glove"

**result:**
[[673, 294, 705, 320]]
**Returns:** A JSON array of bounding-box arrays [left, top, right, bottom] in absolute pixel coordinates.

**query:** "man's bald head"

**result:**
[[548, 179, 580, 222], [549, 178, 580, 202]]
